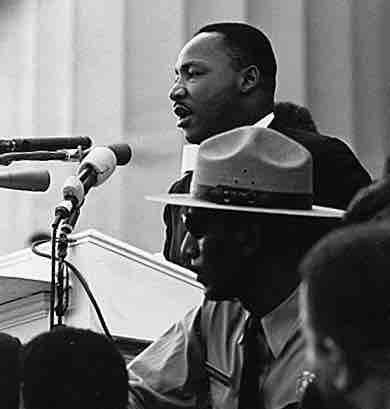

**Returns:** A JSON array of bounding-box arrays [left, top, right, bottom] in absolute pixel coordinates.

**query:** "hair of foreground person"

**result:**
[[22, 326, 129, 409]]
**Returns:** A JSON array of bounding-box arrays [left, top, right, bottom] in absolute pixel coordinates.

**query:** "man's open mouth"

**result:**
[[173, 104, 192, 127]]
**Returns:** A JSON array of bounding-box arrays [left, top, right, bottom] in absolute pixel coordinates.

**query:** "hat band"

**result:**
[[193, 184, 313, 210]]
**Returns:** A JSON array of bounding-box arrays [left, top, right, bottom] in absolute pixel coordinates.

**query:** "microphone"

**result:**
[[74, 143, 132, 166], [54, 145, 131, 222], [0, 168, 50, 191], [0, 136, 92, 154], [0, 143, 132, 166], [98, 143, 132, 166]]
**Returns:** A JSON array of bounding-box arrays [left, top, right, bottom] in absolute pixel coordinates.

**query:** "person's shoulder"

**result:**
[[277, 126, 370, 176], [273, 126, 372, 207], [278, 126, 348, 151]]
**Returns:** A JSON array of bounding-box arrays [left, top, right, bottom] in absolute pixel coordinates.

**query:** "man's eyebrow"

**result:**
[[174, 60, 206, 73]]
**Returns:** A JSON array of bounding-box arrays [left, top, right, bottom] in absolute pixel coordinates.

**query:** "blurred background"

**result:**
[[0, 0, 389, 255]]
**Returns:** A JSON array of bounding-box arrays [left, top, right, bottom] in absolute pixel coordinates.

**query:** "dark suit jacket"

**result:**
[[163, 120, 372, 265]]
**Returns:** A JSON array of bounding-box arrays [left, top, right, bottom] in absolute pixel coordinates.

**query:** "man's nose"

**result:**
[[169, 81, 187, 101], [180, 232, 200, 265]]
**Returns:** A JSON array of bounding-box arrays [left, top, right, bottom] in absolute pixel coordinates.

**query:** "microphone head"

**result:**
[[0, 169, 50, 192], [77, 136, 93, 149], [62, 175, 85, 204], [108, 144, 132, 166], [78, 147, 117, 186]]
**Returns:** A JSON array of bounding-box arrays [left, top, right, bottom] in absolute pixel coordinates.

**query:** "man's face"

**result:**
[[180, 207, 253, 300], [169, 32, 243, 144], [300, 285, 321, 370], [300, 289, 365, 409], [300, 284, 341, 397]]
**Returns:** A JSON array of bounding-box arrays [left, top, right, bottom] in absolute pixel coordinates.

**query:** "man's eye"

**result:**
[[182, 213, 205, 239], [187, 70, 202, 78]]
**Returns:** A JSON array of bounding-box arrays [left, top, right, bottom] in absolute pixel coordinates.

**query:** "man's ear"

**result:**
[[321, 337, 350, 392], [239, 65, 261, 93]]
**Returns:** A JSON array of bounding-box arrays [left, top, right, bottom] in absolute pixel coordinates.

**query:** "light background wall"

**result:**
[[0, 0, 388, 256]]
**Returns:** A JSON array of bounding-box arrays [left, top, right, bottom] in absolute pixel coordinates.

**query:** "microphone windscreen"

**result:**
[[108, 144, 132, 166], [0, 169, 50, 191], [78, 147, 116, 186]]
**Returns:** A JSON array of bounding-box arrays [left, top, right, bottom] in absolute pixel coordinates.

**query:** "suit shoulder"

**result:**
[[279, 127, 348, 150]]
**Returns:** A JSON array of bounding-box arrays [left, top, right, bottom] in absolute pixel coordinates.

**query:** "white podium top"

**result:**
[[0, 229, 204, 341]]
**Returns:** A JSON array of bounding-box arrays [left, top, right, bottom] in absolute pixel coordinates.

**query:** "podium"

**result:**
[[0, 229, 203, 358]]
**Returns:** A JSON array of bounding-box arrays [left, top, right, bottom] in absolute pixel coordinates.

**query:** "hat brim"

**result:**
[[147, 193, 345, 218]]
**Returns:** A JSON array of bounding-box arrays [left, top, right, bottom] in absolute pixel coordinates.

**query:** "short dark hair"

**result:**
[[300, 222, 390, 376], [195, 22, 277, 96], [22, 326, 129, 409], [274, 101, 318, 133]]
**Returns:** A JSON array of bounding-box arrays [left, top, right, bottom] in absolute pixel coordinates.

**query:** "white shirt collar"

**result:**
[[181, 144, 199, 175], [181, 112, 275, 174], [253, 112, 275, 128]]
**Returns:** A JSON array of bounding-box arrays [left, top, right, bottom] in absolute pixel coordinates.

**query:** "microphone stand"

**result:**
[[50, 207, 80, 329]]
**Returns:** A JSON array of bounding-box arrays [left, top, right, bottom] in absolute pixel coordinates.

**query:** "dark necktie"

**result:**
[[238, 315, 271, 409]]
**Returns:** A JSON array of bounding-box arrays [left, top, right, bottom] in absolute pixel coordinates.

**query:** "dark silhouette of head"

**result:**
[[0, 333, 21, 409], [274, 101, 318, 132], [300, 222, 390, 395], [22, 326, 129, 409]]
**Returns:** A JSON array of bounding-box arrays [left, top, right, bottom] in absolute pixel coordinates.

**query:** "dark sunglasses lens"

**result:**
[[182, 211, 210, 239]]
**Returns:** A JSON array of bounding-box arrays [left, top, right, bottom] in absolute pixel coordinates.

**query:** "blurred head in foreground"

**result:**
[[22, 326, 128, 409], [0, 332, 21, 409], [299, 222, 390, 409]]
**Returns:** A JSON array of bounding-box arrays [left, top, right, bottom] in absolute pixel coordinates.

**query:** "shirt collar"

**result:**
[[180, 112, 275, 174], [253, 112, 274, 128], [181, 144, 199, 175], [260, 286, 301, 358]]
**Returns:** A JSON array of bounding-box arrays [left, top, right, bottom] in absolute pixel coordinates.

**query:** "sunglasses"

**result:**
[[182, 208, 245, 239], [181, 210, 213, 239]]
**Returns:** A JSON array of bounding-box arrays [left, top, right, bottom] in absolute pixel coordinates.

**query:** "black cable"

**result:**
[[31, 239, 113, 340], [50, 223, 59, 330], [64, 259, 113, 340]]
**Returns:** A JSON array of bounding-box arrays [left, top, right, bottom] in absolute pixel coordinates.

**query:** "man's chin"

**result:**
[[184, 132, 202, 145], [203, 285, 237, 301], [182, 127, 211, 145]]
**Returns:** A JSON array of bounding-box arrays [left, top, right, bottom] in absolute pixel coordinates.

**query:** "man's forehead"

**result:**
[[176, 32, 229, 66]]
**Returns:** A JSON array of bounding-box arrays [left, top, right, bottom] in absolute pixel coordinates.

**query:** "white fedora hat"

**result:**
[[147, 126, 344, 218]]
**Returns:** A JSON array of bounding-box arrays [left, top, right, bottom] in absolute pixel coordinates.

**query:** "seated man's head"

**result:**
[[169, 22, 277, 144], [22, 326, 129, 409], [181, 208, 337, 308], [149, 127, 343, 313], [299, 223, 390, 404]]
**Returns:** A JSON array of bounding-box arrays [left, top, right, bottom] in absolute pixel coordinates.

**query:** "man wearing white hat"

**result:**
[[128, 126, 343, 409]]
